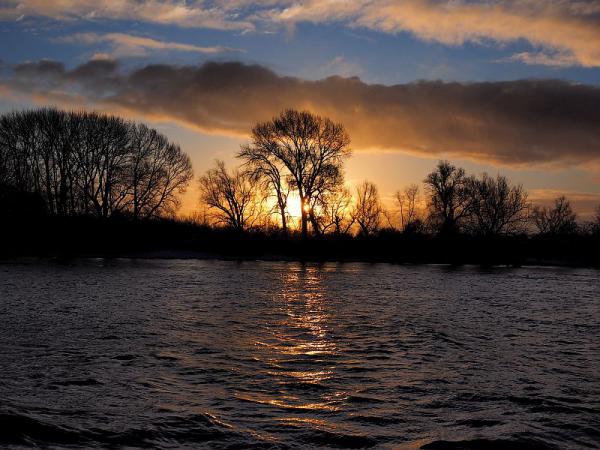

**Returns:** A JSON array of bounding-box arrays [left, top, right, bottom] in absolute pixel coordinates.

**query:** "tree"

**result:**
[[466, 173, 529, 236], [532, 196, 578, 235], [395, 184, 421, 232], [591, 206, 600, 236], [72, 112, 131, 218], [424, 160, 472, 234], [127, 123, 193, 220], [353, 181, 382, 236], [317, 186, 355, 235], [198, 160, 265, 230], [0, 108, 193, 220], [241, 109, 351, 239], [307, 162, 347, 235], [238, 141, 291, 235]]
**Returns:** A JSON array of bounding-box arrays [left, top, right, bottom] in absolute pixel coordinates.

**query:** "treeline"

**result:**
[[1, 107, 599, 264], [198, 109, 600, 239], [0, 108, 193, 220]]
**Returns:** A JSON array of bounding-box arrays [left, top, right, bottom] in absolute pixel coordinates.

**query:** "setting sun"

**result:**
[[286, 193, 303, 218]]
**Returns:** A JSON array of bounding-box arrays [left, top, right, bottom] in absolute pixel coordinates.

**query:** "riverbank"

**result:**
[[1, 217, 599, 267]]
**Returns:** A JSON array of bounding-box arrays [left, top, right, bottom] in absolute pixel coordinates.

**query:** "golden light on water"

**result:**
[[243, 266, 348, 415]]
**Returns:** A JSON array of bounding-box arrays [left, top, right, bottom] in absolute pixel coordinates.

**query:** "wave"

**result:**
[[0, 412, 87, 446], [0, 410, 245, 448], [420, 437, 560, 449]]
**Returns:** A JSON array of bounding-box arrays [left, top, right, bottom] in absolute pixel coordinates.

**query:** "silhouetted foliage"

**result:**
[[0, 108, 193, 220], [199, 160, 266, 231], [395, 184, 422, 232], [239, 139, 291, 235], [591, 206, 600, 236], [1, 107, 599, 266], [532, 196, 578, 236], [465, 173, 529, 236], [127, 123, 193, 220], [317, 186, 355, 236], [240, 109, 351, 239], [353, 181, 382, 236], [424, 161, 472, 235]]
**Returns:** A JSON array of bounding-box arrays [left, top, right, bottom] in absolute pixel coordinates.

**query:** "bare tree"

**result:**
[[198, 160, 265, 230], [317, 186, 355, 235], [424, 160, 472, 234], [242, 109, 351, 239], [353, 181, 382, 236], [395, 184, 420, 232], [466, 173, 529, 236], [0, 108, 193, 220], [307, 163, 347, 235], [238, 141, 291, 235], [532, 196, 578, 235], [73, 112, 130, 218], [127, 123, 193, 219]]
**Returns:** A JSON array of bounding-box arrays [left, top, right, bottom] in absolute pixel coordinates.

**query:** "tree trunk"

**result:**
[[279, 202, 288, 237], [300, 197, 308, 240], [309, 210, 321, 236]]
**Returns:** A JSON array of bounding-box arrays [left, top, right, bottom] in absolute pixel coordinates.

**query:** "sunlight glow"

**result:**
[[286, 192, 303, 218]]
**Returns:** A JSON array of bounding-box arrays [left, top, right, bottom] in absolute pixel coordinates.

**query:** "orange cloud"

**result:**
[[2, 1, 600, 66], [263, 0, 600, 67], [4, 59, 600, 167]]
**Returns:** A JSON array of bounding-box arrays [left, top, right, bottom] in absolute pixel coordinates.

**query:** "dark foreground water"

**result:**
[[0, 260, 598, 449]]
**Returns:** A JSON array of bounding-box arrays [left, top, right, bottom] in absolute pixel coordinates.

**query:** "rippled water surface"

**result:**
[[0, 259, 599, 449]]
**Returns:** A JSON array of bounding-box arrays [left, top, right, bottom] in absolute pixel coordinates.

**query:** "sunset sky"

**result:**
[[1, 1, 599, 217]]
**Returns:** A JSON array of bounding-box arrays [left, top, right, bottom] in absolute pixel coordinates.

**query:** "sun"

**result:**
[[286, 192, 303, 218]]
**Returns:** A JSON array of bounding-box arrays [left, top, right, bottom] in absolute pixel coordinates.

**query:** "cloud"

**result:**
[[0, 0, 254, 31], [3, 59, 600, 167], [263, 0, 600, 67], [321, 56, 364, 78], [505, 50, 580, 67], [2, 1, 600, 67], [58, 32, 243, 58], [529, 189, 600, 219]]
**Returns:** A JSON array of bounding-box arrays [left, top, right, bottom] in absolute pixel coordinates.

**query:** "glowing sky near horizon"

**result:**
[[1, 1, 599, 217]]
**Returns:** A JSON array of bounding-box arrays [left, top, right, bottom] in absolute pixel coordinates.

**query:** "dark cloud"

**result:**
[[14, 60, 65, 78], [67, 59, 119, 79], [3, 59, 600, 166]]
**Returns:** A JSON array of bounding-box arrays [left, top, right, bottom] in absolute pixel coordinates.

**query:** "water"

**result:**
[[0, 259, 598, 449]]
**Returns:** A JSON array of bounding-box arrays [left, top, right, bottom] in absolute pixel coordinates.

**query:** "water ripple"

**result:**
[[0, 260, 598, 449]]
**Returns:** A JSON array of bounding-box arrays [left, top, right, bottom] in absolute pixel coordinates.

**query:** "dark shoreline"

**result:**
[[3, 248, 599, 269], [1, 217, 599, 268], [3, 247, 599, 271]]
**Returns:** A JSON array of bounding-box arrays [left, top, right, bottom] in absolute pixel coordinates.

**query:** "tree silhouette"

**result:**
[[317, 186, 355, 236], [424, 160, 472, 235], [395, 184, 421, 232], [0, 108, 192, 220], [238, 140, 291, 236], [466, 173, 529, 236], [241, 109, 351, 239], [198, 160, 265, 231], [353, 181, 382, 236], [591, 206, 600, 236], [127, 123, 193, 220], [532, 196, 578, 235]]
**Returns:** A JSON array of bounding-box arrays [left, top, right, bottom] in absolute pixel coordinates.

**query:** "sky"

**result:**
[[0, 0, 599, 217]]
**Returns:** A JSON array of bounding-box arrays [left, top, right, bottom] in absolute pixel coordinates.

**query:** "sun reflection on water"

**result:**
[[245, 264, 344, 414]]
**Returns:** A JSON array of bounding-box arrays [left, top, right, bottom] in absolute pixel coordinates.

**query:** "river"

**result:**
[[0, 259, 598, 448]]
